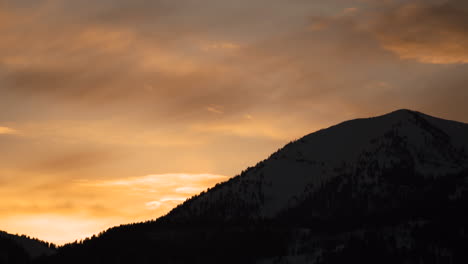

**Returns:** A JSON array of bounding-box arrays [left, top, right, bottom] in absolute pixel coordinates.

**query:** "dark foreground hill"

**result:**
[[0, 231, 55, 264], [27, 110, 468, 263]]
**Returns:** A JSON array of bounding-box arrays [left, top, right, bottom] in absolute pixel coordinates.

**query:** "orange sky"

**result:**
[[1, 0, 468, 244]]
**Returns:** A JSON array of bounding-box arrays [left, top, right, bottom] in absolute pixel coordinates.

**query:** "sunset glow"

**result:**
[[0, 173, 227, 244]]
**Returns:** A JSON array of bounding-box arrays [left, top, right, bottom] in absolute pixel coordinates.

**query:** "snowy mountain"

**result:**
[[34, 109, 468, 264], [165, 109, 468, 223]]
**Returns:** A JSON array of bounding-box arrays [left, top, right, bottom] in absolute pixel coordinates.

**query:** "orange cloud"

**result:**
[[373, 1, 468, 64], [206, 105, 224, 114], [200, 41, 241, 52], [0, 126, 16, 134]]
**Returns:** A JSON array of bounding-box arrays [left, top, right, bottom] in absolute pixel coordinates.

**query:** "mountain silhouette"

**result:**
[[13, 109, 468, 263], [0, 231, 55, 264], [165, 109, 468, 224]]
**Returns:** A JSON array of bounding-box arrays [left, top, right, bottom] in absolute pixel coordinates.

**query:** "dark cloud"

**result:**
[[1, 0, 467, 130], [2, 0, 467, 137], [372, 0, 468, 64]]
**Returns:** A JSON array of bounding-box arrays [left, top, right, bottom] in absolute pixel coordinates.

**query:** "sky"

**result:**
[[1, 0, 468, 244]]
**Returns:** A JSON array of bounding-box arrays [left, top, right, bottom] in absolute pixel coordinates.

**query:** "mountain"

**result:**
[[165, 109, 468, 223], [0, 231, 55, 263], [34, 109, 468, 264]]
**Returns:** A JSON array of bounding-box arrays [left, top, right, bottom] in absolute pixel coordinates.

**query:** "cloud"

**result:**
[[145, 201, 162, 210], [73, 173, 228, 219], [191, 120, 294, 140], [0, 126, 16, 134], [205, 105, 224, 114], [0, 0, 397, 131], [85, 173, 227, 192], [27, 150, 112, 174], [0, 0, 372, 119], [372, 0, 468, 64], [200, 41, 241, 52]]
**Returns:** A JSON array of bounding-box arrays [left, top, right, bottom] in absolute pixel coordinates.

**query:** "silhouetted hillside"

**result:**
[[0, 231, 55, 264]]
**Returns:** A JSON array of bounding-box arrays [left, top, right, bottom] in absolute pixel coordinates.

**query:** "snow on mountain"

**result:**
[[166, 109, 468, 221]]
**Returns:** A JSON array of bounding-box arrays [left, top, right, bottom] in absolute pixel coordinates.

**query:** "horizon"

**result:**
[[1, 0, 468, 244]]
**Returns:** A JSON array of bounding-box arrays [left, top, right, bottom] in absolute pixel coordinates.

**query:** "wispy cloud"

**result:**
[[75, 173, 228, 216], [205, 105, 224, 114], [86, 173, 226, 186], [79, 173, 227, 209], [0, 126, 17, 135]]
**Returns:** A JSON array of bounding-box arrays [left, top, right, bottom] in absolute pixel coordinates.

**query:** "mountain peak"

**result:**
[[377, 108, 422, 122], [386, 108, 416, 115], [166, 109, 468, 221], [338, 108, 421, 128]]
